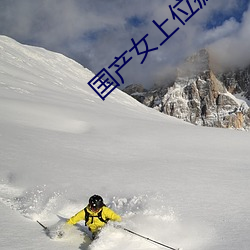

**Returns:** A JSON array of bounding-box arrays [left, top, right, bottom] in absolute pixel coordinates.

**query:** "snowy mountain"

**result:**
[[217, 65, 250, 100], [124, 49, 250, 130], [0, 36, 250, 250]]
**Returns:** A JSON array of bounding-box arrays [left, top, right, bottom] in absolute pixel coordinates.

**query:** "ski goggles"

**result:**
[[89, 205, 101, 212]]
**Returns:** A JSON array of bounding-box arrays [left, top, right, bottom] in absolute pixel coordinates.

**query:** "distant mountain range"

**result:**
[[123, 49, 250, 130]]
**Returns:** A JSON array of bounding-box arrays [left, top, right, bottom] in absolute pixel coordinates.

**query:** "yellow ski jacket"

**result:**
[[67, 206, 121, 233]]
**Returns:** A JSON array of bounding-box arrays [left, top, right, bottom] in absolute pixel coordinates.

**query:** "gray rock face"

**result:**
[[123, 49, 250, 130], [217, 66, 250, 99]]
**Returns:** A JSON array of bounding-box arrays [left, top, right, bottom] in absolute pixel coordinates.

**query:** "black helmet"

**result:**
[[89, 195, 104, 210]]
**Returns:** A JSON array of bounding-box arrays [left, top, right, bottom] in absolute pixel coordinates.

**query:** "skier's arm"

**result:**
[[67, 209, 85, 225], [104, 207, 122, 222]]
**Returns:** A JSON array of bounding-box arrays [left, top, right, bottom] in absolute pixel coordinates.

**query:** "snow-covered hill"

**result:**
[[0, 36, 250, 250]]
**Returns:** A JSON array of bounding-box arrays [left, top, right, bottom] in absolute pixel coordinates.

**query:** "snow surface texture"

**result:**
[[0, 35, 250, 250]]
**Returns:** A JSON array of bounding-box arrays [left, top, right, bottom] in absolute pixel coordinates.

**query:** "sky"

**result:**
[[0, 0, 249, 89]]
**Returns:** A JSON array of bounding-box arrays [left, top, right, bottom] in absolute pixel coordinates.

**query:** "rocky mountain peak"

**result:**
[[217, 66, 250, 99], [177, 48, 210, 78], [123, 49, 250, 130]]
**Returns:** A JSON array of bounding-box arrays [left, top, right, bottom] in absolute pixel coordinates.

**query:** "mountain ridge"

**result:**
[[123, 49, 250, 130]]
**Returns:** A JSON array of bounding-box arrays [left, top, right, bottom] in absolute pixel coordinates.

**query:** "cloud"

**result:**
[[208, 2, 250, 69], [0, 0, 249, 88], [201, 18, 240, 45]]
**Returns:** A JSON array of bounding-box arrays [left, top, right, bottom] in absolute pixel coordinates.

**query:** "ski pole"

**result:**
[[122, 227, 180, 250], [37, 220, 48, 231]]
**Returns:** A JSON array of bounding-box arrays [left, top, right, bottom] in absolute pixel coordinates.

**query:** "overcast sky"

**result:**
[[0, 0, 249, 88]]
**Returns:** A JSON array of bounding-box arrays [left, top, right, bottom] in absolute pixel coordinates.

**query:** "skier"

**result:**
[[66, 194, 122, 239]]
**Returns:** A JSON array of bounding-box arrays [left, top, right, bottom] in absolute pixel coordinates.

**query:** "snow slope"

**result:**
[[0, 35, 250, 250]]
